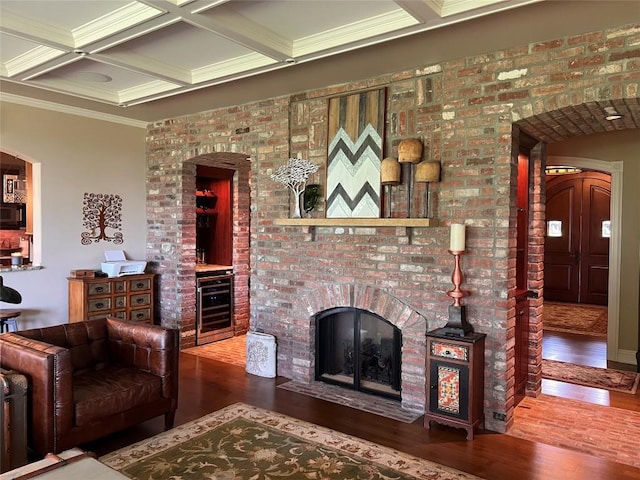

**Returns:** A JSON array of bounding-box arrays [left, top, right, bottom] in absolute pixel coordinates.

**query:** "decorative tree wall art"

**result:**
[[270, 157, 320, 218], [81, 193, 124, 245], [326, 88, 385, 218]]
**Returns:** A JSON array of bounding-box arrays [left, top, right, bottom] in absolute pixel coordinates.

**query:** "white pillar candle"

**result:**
[[450, 223, 466, 251]]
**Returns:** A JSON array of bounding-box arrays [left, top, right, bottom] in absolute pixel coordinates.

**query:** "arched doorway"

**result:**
[[514, 101, 638, 402], [181, 152, 252, 348], [0, 150, 41, 267]]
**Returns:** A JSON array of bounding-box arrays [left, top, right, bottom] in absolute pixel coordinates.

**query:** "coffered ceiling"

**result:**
[[1, 0, 547, 107], [1, 1, 639, 126], [1, 0, 542, 117]]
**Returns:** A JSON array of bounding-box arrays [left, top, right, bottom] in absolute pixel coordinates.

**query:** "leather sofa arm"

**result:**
[[105, 317, 179, 401], [0, 334, 74, 454]]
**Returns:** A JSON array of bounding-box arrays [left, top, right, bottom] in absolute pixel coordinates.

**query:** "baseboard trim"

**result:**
[[616, 349, 638, 366]]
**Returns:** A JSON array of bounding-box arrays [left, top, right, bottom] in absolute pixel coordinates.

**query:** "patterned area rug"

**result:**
[[508, 394, 640, 468], [542, 359, 640, 394], [100, 403, 481, 480], [182, 335, 246, 368], [544, 301, 607, 336]]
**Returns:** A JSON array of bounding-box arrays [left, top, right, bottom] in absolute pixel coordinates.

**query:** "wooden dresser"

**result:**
[[68, 274, 155, 324]]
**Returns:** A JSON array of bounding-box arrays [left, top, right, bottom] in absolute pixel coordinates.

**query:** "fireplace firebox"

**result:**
[[315, 307, 401, 400]]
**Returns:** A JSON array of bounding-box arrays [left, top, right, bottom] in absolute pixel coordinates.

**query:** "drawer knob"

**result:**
[[136, 298, 144, 304], [136, 282, 144, 288], [96, 302, 104, 309], [95, 287, 104, 293], [445, 350, 451, 355]]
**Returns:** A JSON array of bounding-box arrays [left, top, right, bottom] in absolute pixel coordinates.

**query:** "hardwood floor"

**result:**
[[542, 330, 640, 412], [83, 346, 640, 480]]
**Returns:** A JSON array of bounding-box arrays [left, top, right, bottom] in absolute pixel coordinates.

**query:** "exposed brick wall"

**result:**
[[146, 22, 639, 432]]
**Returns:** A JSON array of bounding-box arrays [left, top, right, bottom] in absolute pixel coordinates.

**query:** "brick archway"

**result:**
[[149, 151, 251, 347], [512, 97, 639, 404]]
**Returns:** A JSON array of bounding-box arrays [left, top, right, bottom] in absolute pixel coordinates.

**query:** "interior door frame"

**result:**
[[547, 156, 623, 362]]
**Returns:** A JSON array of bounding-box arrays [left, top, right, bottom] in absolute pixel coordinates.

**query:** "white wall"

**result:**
[[1, 101, 147, 328]]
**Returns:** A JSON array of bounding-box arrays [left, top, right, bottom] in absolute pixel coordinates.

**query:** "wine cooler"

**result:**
[[196, 271, 234, 345]]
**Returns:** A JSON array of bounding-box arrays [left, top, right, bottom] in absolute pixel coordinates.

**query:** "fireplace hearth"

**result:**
[[315, 307, 401, 400]]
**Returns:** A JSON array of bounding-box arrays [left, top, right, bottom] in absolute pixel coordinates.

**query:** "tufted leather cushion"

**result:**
[[74, 366, 161, 426], [15, 321, 110, 375]]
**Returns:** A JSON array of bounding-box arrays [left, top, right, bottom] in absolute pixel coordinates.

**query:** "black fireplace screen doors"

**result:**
[[315, 307, 401, 400]]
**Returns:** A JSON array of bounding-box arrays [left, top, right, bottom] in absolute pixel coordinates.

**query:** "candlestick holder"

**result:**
[[443, 249, 473, 337]]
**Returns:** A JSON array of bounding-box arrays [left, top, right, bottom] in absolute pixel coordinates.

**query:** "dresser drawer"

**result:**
[[88, 282, 111, 296], [129, 278, 151, 292], [430, 340, 469, 362], [129, 308, 151, 322], [114, 295, 127, 309], [88, 297, 111, 313], [113, 281, 126, 293], [130, 293, 151, 307]]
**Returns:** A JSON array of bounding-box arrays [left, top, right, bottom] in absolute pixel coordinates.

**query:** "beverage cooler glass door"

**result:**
[[196, 274, 234, 345]]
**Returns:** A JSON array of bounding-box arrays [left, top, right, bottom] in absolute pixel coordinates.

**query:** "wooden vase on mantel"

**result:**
[[398, 138, 423, 217], [381, 157, 401, 218]]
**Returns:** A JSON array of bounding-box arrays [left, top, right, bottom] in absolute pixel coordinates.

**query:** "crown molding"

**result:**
[[0, 92, 148, 128]]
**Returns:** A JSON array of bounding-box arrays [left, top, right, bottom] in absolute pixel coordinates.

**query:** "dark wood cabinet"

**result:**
[[424, 329, 485, 440], [196, 166, 233, 267]]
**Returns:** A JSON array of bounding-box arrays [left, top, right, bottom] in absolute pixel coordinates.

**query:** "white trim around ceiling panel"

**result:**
[[3, 44, 66, 77], [72, 2, 166, 48], [547, 155, 625, 364], [440, 0, 508, 17], [191, 52, 277, 84], [293, 9, 418, 58], [119, 79, 182, 104], [0, 92, 148, 128], [0, 10, 74, 49]]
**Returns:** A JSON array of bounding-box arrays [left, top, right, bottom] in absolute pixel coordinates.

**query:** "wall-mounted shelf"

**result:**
[[273, 218, 437, 227]]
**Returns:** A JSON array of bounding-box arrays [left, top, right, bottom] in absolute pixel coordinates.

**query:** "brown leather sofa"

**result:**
[[0, 316, 179, 456]]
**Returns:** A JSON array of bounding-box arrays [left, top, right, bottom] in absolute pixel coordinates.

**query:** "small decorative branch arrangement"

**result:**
[[81, 193, 124, 245], [270, 157, 320, 218]]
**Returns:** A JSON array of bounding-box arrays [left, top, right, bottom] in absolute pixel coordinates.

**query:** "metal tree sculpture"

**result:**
[[81, 193, 124, 245], [270, 157, 320, 218]]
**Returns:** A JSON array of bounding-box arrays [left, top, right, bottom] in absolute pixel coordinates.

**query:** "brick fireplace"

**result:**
[[294, 283, 428, 413], [145, 21, 638, 433]]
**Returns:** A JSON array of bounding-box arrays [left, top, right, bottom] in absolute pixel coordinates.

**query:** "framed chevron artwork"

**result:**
[[326, 89, 386, 218]]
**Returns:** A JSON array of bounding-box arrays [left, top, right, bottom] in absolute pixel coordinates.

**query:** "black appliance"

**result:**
[[196, 270, 234, 345], [0, 204, 26, 230]]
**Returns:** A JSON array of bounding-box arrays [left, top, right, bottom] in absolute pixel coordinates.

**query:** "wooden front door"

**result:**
[[544, 171, 610, 305]]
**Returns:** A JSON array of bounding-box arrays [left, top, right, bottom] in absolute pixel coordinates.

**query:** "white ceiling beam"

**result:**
[[88, 53, 192, 86], [181, 12, 293, 61], [394, 0, 443, 22]]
